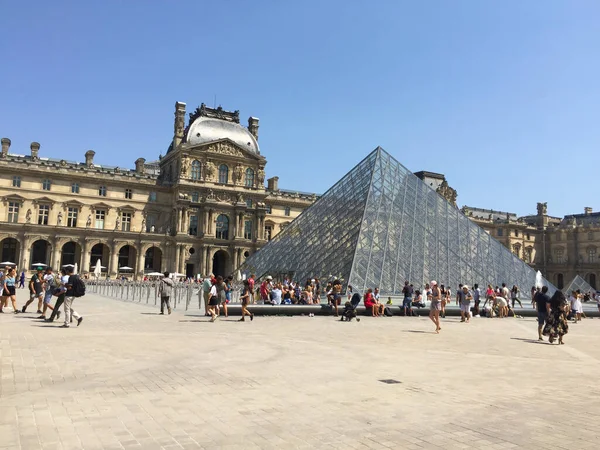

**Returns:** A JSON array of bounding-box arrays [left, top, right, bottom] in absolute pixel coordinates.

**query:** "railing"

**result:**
[[86, 280, 241, 311]]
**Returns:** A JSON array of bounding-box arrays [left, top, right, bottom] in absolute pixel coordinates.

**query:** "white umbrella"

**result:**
[[32, 262, 47, 267], [146, 272, 164, 276], [119, 266, 134, 271], [0, 261, 16, 266], [93, 259, 102, 278], [62, 264, 75, 268]]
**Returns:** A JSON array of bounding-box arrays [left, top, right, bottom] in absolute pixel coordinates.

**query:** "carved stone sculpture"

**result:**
[[233, 164, 243, 183], [436, 180, 458, 207], [537, 202, 547, 216], [26, 209, 31, 223], [180, 157, 190, 177], [205, 161, 216, 181], [57, 211, 63, 226], [257, 168, 265, 185], [114, 218, 120, 231], [86, 215, 92, 228]]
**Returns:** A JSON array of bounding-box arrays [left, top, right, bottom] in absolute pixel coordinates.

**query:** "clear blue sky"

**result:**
[[1, 1, 599, 217]]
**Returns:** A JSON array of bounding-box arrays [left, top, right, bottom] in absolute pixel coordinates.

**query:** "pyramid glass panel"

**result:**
[[562, 275, 594, 294], [241, 147, 555, 296]]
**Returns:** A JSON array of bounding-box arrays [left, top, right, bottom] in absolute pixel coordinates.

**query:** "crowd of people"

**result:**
[[0, 265, 85, 327]]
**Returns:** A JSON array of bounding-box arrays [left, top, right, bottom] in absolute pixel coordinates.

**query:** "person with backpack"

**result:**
[[61, 267, 84, 328], [45, 268, 66, 323], [158, 272, 174, 315]]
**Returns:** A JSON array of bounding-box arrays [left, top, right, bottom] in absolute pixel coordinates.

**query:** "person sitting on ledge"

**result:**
[[364, 288, 383, 317]]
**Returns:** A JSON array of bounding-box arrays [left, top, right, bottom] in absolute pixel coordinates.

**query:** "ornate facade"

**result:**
[[0, 103, 313, 279]]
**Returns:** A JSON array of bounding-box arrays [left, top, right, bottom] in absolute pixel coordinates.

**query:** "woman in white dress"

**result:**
[[570, 290, 583, 323]]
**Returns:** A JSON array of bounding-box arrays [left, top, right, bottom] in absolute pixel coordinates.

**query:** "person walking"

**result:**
[[472, 283, 481, 317], [23, 267, 45, 313], [402, 281, 413, 317], [46, 269, 66, 322], [202, 274, 214, 316], [532, 286, 550, 341], [38, 267, 58, 319], [248, 274, 256, 304], [1, 267, 19, 314], [239, 279, 254, 322], [511, 285, 522, 308], [429, 281, 442, 333], [543, 290, 569, 344], [18, 271, 25, 289], [458, 285, 473, 322], [61, 267, 84, 328], [158, 272, 174, 315]]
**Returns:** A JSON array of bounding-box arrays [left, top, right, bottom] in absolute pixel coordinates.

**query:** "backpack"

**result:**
[[71, 275, 86, 297]]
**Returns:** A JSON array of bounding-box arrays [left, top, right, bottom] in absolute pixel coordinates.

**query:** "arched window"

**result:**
[[216, 214, 229, 240], [557, 273, 564, 289], [245, 168, 255, 187], [218, 164, 229, 184], [588, 273, 597, 290], [554, 248, 564, 264], [191, 160, 201, 180]]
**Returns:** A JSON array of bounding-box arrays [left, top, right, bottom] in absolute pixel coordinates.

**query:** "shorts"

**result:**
[[209, 296, 219, 306], [537, 311, 547, 325], [460, 303, 471, 313], [431, 301, 441, 311], [3, 286, 15, 296], [403, 298, 412, 308], [43, 291, 53, 305], [30, 291, 43, 301]]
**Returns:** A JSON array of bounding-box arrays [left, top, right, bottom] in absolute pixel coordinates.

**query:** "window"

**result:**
[[526, 233, 531, 240], [589, 232, 594, 241], [121, 212, 132, 231], [216, 214, 229, 240], [246, 198, 253, 208], [95, 210, 106, 229], [124, 189, 132, 200], [67, 207, 78, 227], [266, 205, 272, 214], [525, 247, 533, 263], [265, 225, 272, 241], [512, 244, 521, 258], [71, 183, 79, 194], [284, 206, 291, 216], [588, 273, 597, 290], [42, 179, 51, 191], [514, 230, 519, 237], [12, 176, 21, 187], [191, 160, 201, 180], [218, 164, 229, 184], [588, 247, 597, 263], [7, 202, 19, 223], [149, 191, 157, 202], [146, 214, 157, 232], [98, 186, 107, 197], [245, 168, 255, 187], [497, 228, 503, 237], [189, 215, 198, 236], [191, 192, 199, 203], [554, 248, 564, 264], [557, 273, 564, 290], [244, 220, 253, 240], [38, 205, 49, 225]]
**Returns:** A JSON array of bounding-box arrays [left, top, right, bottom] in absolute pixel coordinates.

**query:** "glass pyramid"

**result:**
[[241, 147, 555, 296], [562, 275, 594, 294]]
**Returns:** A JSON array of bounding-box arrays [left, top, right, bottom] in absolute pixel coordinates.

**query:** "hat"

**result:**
[[430, 280, 437, 286], [462, 285, 470, 290], [36, 267, 44, 271], [266, 275, 273, 280]]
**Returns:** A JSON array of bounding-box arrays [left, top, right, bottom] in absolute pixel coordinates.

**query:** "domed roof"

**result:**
[[186, 116, 260, 154]]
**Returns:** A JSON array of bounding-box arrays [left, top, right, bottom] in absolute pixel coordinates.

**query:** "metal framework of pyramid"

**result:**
[[241, 147, 554, 295], [562, 275, 594, 294]]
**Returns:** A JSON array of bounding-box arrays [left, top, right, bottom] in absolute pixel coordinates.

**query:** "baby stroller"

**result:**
[[341, 293, 361, 322]]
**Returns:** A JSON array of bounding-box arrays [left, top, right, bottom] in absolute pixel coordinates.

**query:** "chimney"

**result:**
[[173, 101, 186, 149], [135, 158, 146, 174], [0, 137, 10, 157], [248, 117, 259, 140], [85, 150, 95, 167], [584, 207, 593, 215], [267, 176, 279, 191], [30, 142, 40, 160]]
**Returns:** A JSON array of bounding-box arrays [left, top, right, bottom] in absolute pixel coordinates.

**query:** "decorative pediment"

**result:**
[[91, 202, 112, 210], [62, 199, 85, 208], [32, 196, 55, 205], [200, 139, 264, 161], [2, 194, 26, 205]]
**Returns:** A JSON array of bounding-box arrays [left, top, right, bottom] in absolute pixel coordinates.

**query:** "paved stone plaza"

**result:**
[[2, 290, 600, 450]]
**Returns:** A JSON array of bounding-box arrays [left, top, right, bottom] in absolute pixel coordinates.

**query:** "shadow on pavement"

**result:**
[[510, 337, 551, 345]]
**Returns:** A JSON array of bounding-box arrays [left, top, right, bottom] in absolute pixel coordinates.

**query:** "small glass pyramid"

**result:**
[[562, 275, 594, 294], [241, 147, 554, 295]]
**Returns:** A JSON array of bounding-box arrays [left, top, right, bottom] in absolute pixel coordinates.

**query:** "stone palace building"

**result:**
[[1, 102, 598, 288], [0, 102, 314, 279]]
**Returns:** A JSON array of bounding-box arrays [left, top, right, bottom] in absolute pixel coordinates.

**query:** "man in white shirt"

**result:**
[[271, 283, 282, 305]]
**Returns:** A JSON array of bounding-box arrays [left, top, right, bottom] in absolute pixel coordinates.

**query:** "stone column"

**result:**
[[205, 246, 211, 275], [109, 242, 119, 278], [174, 245, 181, 274], [82, 239, 91, 274], [51, 241, 61, 269], [208, 210, 213, 235], [238, 213, 244, 238], [179, 245, 186, 274], [136, 246, 145, 280]]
